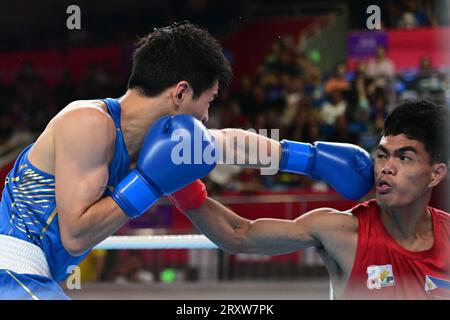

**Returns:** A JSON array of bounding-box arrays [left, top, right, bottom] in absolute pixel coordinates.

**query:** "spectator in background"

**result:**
[[396, 0, 431, 28], [367, 46, 396, 111], [287, 100, 322, 143], [260, 72, 284, 110], [275, 50, 296, 75], [370, 91, 389, 134], [415, 55, 445, 96], [293, 51, 309, 77], [398, 11, 421, 28], [324, 63, 350, 96], [111, 251, 153, 284], [367, 46, 395, 93], [280, 75, 304, 128], [418, 55, 435, 77], [320, 89, 348, 140], [348, 60, 371, 123], [329, 115, 359, 145], [263, 39, 285, 72], [320, 90, 347, 126], [304, 66, 325, 107]]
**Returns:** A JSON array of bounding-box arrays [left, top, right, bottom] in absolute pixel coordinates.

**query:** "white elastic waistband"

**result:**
[[0, 234, 51, 278]]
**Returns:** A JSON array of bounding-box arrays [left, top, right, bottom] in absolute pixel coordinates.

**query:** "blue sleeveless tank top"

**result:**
[[0, 98, 130, 281]]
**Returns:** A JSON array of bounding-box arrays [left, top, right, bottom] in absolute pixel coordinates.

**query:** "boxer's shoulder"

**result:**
[[51, 100, 115, 138], [53, 99, 112, 125], [53, 100, 116, 159], [28, 100, 115, 175], [304, 208, 358, 271], [303, 207, 359, 234]]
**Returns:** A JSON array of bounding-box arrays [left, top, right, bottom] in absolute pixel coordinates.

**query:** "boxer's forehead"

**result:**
[[379, 134, 425, 153]]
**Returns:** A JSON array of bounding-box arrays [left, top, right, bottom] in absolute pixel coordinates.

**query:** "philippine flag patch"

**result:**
[[424, 275, 450, 299]]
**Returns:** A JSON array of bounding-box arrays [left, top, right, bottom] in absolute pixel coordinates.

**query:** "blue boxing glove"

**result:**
[[111, 114, 216, 218], [279, 140, 374, 200]]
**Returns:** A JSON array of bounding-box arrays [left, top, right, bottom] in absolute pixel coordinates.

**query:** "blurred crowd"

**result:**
[[0, 62, 126, 146], [1, 34, 448, 194], [350, 0, 450, 29], [387, 0, 446, 29], [0, 0, 242, 52], [2, 0, 449, 52], [205, 38, 448, 194]]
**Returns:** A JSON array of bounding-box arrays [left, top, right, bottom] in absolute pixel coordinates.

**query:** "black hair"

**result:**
[[382, 99, 449, 164], [127, 21, 232, 98]]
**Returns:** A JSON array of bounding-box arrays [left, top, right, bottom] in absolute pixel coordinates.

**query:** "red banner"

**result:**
[[348, 26, 450, 71]]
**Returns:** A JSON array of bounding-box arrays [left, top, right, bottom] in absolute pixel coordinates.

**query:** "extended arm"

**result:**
[[209, 128, 280, 169], [186, 197, 321, 255], [169, 180, 356, 256], [210, 129, 374, 200]]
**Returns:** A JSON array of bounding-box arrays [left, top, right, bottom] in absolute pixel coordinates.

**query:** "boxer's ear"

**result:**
[[172, 81, 190, 108], [428, 163, 447, 188]]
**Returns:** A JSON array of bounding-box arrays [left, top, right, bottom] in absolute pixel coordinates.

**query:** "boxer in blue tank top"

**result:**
[[0, 99, 129, 299], [0, 22, 233, 299]]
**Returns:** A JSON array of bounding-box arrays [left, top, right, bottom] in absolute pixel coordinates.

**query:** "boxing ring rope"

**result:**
[[94, 234, 219, 250]]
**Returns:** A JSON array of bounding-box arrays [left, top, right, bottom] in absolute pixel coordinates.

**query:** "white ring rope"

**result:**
[[94, 234, 219, 250]]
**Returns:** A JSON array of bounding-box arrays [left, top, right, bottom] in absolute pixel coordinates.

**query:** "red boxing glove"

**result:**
[[167, 179, 207, 212]]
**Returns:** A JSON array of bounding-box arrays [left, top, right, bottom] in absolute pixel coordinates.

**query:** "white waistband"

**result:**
[[0, 234, 51, 278]]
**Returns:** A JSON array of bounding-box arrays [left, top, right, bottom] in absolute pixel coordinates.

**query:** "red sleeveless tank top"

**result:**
[[341, 200, 450, 300]]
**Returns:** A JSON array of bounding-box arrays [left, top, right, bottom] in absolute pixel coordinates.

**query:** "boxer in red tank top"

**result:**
[[173, 99, 449, 299], [341, 199, 450, 299]]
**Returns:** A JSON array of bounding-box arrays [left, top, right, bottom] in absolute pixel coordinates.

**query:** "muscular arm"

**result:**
[[209, 129, 281, 170], [54, 107, 128, 256], [185, 197, 356, 256]]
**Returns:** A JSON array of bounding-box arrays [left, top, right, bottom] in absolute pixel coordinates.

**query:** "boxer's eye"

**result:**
[[400, 155, 412, 162]]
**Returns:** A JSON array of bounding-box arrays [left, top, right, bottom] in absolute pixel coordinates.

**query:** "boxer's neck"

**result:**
[[118, 89, 174, 157], [378, 194, 434, 251]]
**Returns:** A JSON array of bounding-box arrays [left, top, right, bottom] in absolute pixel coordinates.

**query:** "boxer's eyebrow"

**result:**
[[376, 145, 418, 155], [376, 145, 389, 154], [395, 146, 418, 154]]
